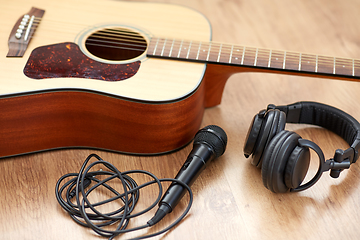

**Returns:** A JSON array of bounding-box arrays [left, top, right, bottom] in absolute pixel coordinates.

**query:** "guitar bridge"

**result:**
[[7, 7, 45, 57]]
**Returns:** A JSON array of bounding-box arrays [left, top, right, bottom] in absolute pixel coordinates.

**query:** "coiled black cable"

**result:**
[[55, 153, 193, 240]]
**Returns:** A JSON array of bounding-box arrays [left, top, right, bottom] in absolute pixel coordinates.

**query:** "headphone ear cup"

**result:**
[[261, 130, 301, 193], [243, 111, 265, 158], [250, 110, 286, 168], [284, 146, 310, 189]]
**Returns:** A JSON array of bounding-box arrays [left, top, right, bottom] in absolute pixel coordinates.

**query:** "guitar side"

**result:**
[[0, 86, 207, 157], [0, 0, 217, 158]]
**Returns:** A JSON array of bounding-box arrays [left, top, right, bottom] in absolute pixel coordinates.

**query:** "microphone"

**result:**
[[148, 125, 227, 226]]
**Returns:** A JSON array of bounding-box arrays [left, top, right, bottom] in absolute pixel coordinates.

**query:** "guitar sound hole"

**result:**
[[85, 28, 147, 61]]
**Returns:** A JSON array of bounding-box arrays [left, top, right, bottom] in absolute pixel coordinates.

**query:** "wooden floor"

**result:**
[[2, 0, 360, 239]]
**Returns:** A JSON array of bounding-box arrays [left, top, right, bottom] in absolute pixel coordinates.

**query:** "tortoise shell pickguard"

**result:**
[[23, 42, 140, 81]]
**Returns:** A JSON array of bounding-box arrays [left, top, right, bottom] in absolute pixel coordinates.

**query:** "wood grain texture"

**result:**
[[0, 86, 205, 157], [2, 0, 360, 239]]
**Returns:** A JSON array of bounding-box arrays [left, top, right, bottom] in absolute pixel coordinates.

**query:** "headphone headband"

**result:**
[[267, 101, 360, 164]]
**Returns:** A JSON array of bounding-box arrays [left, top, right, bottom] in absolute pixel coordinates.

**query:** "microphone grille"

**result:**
[[194, 125, 228, 158]]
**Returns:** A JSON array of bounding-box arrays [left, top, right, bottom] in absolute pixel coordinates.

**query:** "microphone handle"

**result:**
[[160, 143, 216, 212]]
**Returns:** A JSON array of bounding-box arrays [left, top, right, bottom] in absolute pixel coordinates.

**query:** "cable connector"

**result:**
[[69, 177, 92, 199]]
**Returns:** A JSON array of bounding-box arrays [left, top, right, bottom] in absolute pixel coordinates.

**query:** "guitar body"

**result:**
[[0, 0, 222, 157]]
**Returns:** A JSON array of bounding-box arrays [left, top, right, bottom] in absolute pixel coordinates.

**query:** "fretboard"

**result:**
[[147, 37, 360, 79]]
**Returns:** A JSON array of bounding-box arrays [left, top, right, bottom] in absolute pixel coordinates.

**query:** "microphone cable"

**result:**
[[55, 153, 193, 240]]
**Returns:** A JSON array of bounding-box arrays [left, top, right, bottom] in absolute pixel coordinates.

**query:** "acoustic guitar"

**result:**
[[1, 0, 359, 158]]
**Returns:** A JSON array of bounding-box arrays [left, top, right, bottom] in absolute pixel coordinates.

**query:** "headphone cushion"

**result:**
[[261, 130, 301, 193], [243, 113, 264, 158], [284, 146, 310, 189], [251, 110, 286, 167], [250, 110, 275, 167]]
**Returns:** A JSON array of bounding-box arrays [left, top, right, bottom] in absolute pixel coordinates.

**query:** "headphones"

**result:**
[[243, 101, 360, 193]]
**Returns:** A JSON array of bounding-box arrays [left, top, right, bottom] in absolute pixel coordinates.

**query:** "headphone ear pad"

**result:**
[[284, 146, 310, 189], [261, 130, 301, 193], [243, 112, 265, 158], [250, 110, 286, 168]]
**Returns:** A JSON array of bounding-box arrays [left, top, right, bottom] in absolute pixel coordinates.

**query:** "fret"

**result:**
[[353, 59, 355, 76], [243, 47, 257, 66], [154, 38, 167, 56], [206, 43, 212, 61], [208, 44, 221, 62], [186, 41, 192, 59], [168, 39, 175, 57], [283, 51, 286, 69], [178, 41, 192, 59], [152, 38, 160, 55], [196, 42, 202, 60], [169, 39, 181, 58], [335, 57, 353, 76], [229, 45, 234, 63], [218, 44, 231, 63], [300, 54, 316, 72], [217, 44, 222, 62], [160, 38, 167, 56], [161, 39, 174, 57], [256, 49, 271, 68], [197, 42, 210, 61], [230, 46, 243, 65], [254, 48, 259, 66], [187, 41, 200, 60], [147, 38, 157, 56], [147, 38, 360, 81], [177, 40, 184, 58], [268, 50, 272, 68], [284, 52, 300, 71], [270, 50, 284, 69], [241, 47, 246, 65]]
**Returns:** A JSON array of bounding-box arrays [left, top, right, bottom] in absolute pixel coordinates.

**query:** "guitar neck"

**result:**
[[147, 37, 360, 81]]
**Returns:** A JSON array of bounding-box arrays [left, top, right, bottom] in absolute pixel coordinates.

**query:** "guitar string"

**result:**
[[148, 39, 360, 69], [29, 21, 153, 46], [89, 33, 360, 67], [22, 19, 148, 48], [87, 33, 358, 68], [12, 11, 356, 74], [87, 34, 148, 46], [13, 15, 356, 71], [30, 17, 196, 32], [86, 33, 359, 67], [28, 18, 359, 67], [27, 17, 182, 40], [25, 17, 360, 67], [28, 30, 360, 69], [87, 33, 148, 47], [70, 23, 358, 68], [25, 21, 360, 69], [150, 39, 357, 64], [26, 21, 150, 50], [24, 20, 332, 62]]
